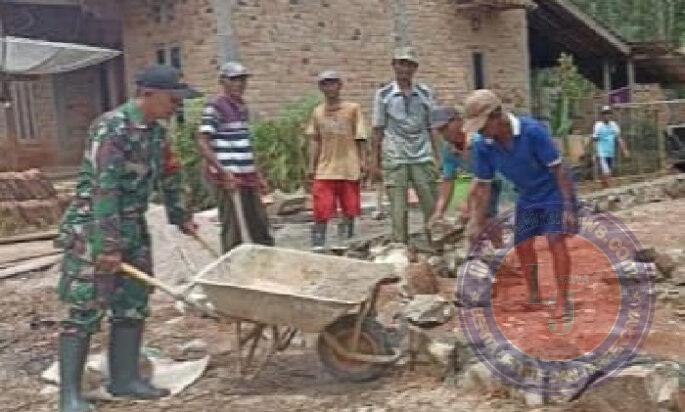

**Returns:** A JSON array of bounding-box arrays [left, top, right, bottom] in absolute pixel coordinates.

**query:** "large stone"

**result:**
[[635, 247, 658, 263], [405, 259, 439, 296], [266, 189, 308, 216], [672, 267, 685, 286], [572, 362, 681, 412], [427, 255, 450, 278], [650, 252, 677, 279], [371, 243, 410, 276], [458, 362, 508, 396], [403, 295, 453, 326]]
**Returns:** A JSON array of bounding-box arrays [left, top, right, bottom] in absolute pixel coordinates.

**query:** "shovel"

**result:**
[[177, 188, 254, 305]]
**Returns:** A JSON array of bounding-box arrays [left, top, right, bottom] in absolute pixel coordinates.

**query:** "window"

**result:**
[[472, 52, 485, 89], [156, 48, 167, 65], [154, 45, 185, 123], [169, 46, 182, 70], [151, 0, 175, 24], [155, 45, 182, 70], [10, 81, 38, 142]]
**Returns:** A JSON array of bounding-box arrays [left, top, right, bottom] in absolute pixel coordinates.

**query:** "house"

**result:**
[[2, 0, 682, 172], [0, 0, 124, 172]]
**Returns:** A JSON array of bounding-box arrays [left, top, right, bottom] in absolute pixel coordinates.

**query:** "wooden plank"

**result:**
[[5, 0, 80, 5], [0, 230, 58, 245], [0, 241, 58, 266], [0, 254, 61, 279]]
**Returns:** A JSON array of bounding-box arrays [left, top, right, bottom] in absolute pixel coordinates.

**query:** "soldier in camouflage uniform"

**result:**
[[55, 66, 200, 412]]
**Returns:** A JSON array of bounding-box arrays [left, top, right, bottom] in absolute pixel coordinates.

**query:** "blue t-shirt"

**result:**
[[471, 114, 563, 207], [441, 141, 468, 180], [593, 121, 620, 158]]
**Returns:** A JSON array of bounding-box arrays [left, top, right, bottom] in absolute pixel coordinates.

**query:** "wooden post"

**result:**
[[0, 5, 19, 172], [627, 58, 636, 102], [603, 59, 612, 98]]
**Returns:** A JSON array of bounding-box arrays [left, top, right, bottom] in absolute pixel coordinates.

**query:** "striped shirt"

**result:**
[[199, 96, 257, 178]]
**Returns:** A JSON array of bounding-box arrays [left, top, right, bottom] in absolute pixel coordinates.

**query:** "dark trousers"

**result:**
[[217, 187, 274, 252]]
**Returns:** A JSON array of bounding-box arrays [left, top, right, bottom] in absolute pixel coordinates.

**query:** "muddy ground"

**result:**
[[0, 195, 683, 412]]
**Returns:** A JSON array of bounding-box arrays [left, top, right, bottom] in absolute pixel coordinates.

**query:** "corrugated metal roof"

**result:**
[[0, 36, 120, 75]]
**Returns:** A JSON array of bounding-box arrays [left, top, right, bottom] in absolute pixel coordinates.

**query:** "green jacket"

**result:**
[[57, 101, 188, 262]]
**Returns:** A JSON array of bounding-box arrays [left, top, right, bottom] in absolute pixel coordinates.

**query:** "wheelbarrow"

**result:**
[[122, 244, 401, 382]]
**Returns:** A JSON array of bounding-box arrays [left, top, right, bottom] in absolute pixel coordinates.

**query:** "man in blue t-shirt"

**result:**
[[463, 90, 577, 319], [428, 106, 503, 246], [593, 106, 629, 188]]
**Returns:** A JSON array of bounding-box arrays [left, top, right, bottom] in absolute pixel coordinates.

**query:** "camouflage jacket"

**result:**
[[57, 101, 188, 260]]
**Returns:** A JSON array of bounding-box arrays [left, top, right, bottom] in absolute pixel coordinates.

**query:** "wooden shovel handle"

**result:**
[[120, 263, 183, 300], [231, 190, 253, 244]]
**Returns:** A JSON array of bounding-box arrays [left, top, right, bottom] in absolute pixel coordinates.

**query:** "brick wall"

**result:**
[[55, 68, 104, 166], [121, 0, 531, 119], [121, 0, 219, 96]]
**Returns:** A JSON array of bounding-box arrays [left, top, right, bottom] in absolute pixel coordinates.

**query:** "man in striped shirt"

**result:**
[[197, 61, 274, 251]]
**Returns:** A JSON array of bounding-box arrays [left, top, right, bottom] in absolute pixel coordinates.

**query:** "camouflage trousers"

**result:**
[[57, 216, 153, 334]]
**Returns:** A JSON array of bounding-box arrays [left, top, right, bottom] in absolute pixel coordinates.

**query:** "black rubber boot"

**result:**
[[338, 217, 354, 239], [311, 222, 327, 253], [107, 318, 170, 400], [59, 331, 93, 412]]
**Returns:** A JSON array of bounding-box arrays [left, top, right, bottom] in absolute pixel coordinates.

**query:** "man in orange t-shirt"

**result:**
[[306, 70, 367, 251]]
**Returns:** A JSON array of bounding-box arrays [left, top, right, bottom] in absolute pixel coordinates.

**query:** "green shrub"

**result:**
[[252, 94, 321, 192], [170, 97, 216, 212]]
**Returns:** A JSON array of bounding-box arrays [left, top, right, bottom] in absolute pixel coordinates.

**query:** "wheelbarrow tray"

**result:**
[[195, 244, 396, 333]]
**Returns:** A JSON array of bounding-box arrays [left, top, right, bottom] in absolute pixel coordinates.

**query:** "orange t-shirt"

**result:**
[[306, 101, 367, 181]]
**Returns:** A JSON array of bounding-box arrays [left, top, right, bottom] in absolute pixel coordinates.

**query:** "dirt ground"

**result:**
[[0, 196, 683, 412]]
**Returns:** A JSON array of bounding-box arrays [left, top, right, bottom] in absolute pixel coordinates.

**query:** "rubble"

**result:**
[[583, 174, 685, 213], [405, 258, 439, 296], [571, 362, 682, 412], [402, 295, 453, 326], [266, 189, 308, 216], [407, 326, 476, 380]]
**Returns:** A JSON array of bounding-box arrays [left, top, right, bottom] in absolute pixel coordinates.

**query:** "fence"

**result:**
[[545, 98, 685, 181]]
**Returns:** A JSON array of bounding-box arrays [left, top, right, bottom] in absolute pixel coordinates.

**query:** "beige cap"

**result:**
[[462, 89, 502, 137], [393, 46, 419, 65]]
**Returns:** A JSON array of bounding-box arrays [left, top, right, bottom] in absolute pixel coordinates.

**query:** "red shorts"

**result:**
[[312, 180, 361, 222]]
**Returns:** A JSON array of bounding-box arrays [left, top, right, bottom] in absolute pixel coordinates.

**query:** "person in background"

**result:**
[[593, 105, 629, 188], [196, 61, 274, 252], [371, 46, 439, 245], [306, 70, 367, 251]]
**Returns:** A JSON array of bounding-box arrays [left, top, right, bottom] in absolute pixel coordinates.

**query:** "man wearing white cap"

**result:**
[[593, 106, 629, 188], [306, 70, 367, 251], [463, 89, 577, 319]]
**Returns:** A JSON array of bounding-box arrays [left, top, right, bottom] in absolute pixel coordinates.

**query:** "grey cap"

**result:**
[[317, 70, 341, 82], [393, 46, 419, 65], [601, 105, 612, 113], [219, 61, 251, 78], [135, 65, 202, 98], [431, 106, 459, 129]]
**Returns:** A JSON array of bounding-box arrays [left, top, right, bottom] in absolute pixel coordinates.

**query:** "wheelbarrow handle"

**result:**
[[119, 263, 212, 315]]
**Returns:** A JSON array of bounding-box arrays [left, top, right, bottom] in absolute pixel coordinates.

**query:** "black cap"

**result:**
[[135, 65, 202, 98]]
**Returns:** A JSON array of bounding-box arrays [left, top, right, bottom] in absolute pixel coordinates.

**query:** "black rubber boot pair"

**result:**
[[107, 318, 170, 400], [59, 331, 93, 412]]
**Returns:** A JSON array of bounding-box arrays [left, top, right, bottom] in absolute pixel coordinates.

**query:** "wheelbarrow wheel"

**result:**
[[317, 314, 391, 382]]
